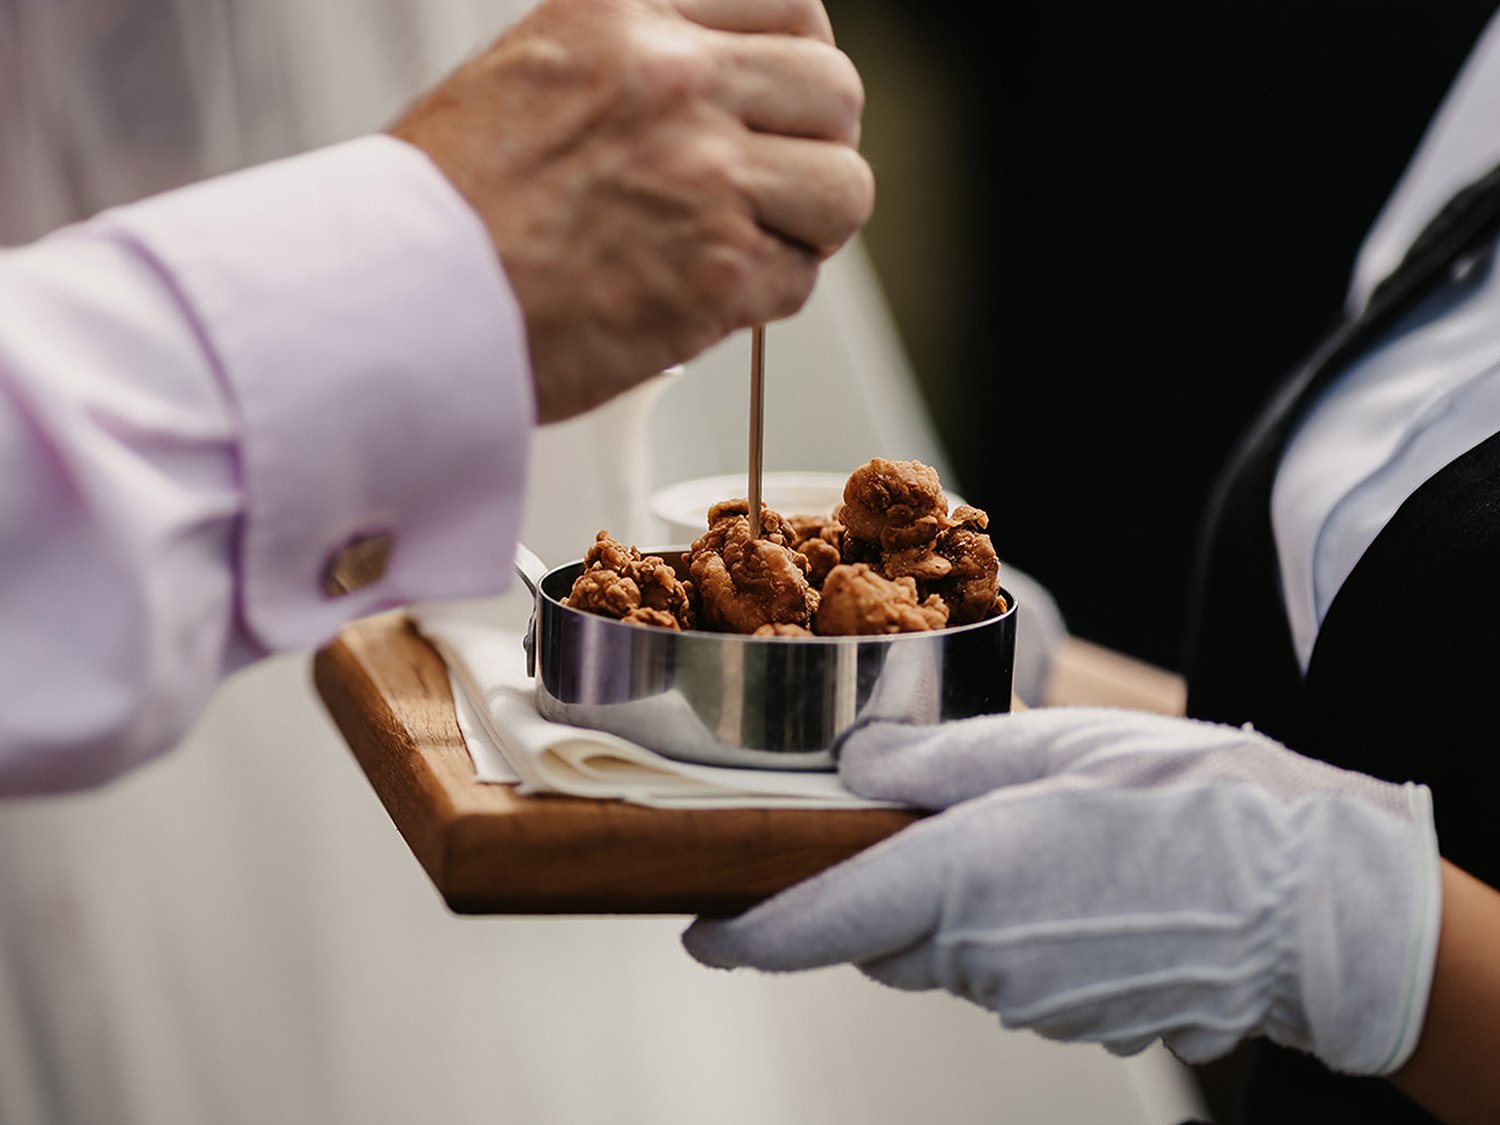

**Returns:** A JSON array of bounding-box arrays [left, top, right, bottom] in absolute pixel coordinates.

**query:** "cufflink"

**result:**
[[322, 532, 395, 597]]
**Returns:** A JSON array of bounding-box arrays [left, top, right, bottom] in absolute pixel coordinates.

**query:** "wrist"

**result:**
[[1392, 861, 1500, 1124], [1284, 783, 1441, 1075]]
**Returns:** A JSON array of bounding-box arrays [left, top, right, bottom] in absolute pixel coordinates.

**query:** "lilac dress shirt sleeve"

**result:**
[[0, 135, 534, 794]]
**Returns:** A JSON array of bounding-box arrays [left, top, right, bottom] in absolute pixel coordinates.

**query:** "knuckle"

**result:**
[[774, 262, 822, 319], [622, 27, 715, 111], [828, 47, 867, 128], [835, 147, 877, 228], [805, 147, 876, 252], [791, 41, 865, 141], [695, 237, 759, 306], [678, 131, 747, 197], [781, 0, 835, 43]]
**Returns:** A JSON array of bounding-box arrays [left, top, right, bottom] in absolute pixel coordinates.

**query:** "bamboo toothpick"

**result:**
[[748, 325, 765, 539]]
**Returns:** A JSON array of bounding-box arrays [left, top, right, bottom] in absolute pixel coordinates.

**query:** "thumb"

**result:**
[[683, 814, 951, 972]]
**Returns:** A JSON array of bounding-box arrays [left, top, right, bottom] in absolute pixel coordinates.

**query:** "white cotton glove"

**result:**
[[683, 708, 1443, 1076]]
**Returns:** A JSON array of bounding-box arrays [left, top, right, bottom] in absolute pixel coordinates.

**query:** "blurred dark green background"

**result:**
[[825, 1, 1498, 670]]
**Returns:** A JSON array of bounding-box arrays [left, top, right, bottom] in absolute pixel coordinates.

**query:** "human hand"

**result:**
[[683, 708, 1442, 1076], [390, 0, 873, 423]]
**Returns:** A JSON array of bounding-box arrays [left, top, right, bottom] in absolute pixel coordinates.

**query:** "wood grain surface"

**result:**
[[313, 613, 921, 917]]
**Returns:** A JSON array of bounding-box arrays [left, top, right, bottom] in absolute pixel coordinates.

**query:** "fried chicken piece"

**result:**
[[754, 622, 814, 637], [787, 514, 846, 588], [565, 462, 1002, 638], [813, 563, 949, 636], [926, 512, 1006, 625], [837, 458, 953, 553], [564, 531, 694, 629], [836, 459, 1005, 624], [699, 499, 800, 550], [837, 530, 883, 569], [564, 567, 644, 619], [622, 607, 682, 630], [839, 457, 960, 582], [687, 507, 817, 634], [950, 504, 988, 525], [583, 532, 641, 574], [882, 543, 955, 582]]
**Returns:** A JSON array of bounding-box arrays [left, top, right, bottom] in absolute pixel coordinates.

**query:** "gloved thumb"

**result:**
[[684, 808, 953, 972]]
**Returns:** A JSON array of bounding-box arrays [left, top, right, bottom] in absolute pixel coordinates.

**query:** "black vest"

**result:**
[[1184, 166, 1500, 1122]]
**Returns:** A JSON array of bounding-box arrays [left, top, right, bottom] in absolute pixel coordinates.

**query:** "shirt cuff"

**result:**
[[96, 135, 535, 651]]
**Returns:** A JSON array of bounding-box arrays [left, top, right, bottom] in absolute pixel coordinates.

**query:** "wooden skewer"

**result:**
[[748, 325, 765, 539]]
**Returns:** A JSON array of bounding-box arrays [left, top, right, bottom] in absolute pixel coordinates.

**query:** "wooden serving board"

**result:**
[[313, 613, 921, 917]]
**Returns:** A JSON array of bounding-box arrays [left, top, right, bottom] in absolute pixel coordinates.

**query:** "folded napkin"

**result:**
[[409, 606, 901, 811]]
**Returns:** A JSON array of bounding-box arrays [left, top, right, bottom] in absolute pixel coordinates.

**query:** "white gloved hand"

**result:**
[[683, 708, 1442, 1075]]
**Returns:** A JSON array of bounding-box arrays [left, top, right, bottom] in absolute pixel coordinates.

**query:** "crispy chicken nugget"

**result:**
[[687, 507, 817, 634], [813, 563, 949, 636], [565, 531, 694, 629]]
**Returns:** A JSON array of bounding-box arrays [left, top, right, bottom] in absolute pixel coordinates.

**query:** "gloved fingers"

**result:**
[[835, 714, 1052, 809], [1101, 1032, 1162, 1059], [853, 946, 1254, 1064], [1158, 1024, 1252, 1066], [856, 944, 940, 992], [838, 708, 1259, 810], [683, 781, 1055, 973], [682, 812, 950, 971]]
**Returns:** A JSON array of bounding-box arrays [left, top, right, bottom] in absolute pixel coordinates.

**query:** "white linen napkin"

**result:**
[[409, 607, 901, 811]]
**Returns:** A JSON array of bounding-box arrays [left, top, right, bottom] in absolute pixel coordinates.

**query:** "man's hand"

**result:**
[[683, 708, 1442, 1077], [390, 0, 873, 423]]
